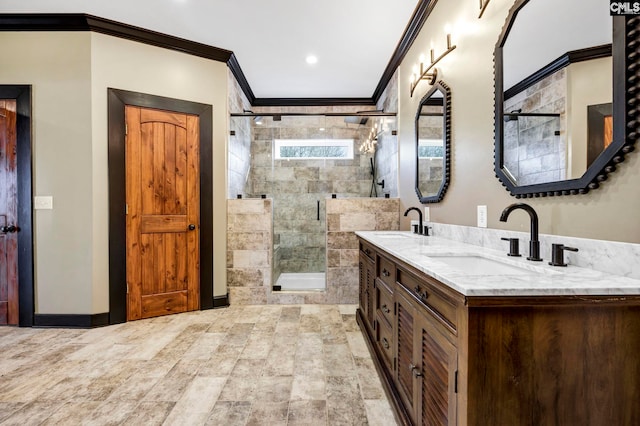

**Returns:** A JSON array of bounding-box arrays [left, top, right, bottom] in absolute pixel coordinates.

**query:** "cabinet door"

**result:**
[[397, 284, 458, 426], [418, 313, 457, 426], [359, 252, 375, 328], [395, 287, 420, 424]]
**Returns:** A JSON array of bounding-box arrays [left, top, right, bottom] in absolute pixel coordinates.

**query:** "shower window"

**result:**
[[274, 139, 354, 160], [418, 139, 444, 158]]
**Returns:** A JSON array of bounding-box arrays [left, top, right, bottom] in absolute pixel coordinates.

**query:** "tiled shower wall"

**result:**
[[227, 199, 273, 305], [226, 75, 400, 304], [226, 197, 400, 305], [228, 69, 252, 198], [375, 70, 399, 198], [245, 107, 382, 278], [503, 68, 566, 185], [325, 198, 400, 304]]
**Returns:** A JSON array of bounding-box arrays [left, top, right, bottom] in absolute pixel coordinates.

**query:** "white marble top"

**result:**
[[356, 231, 640, 297]]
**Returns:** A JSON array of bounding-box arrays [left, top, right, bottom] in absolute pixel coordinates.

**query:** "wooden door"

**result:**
[[0, 99, 18, 325], [125, 106, 200, 320]]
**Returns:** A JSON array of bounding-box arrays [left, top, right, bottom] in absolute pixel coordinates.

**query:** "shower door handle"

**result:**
[[317, 200, 320, 221]]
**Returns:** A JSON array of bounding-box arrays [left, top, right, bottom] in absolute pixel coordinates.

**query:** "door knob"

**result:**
[[1, 225, 17, 234], [188, 224, 196, 231]]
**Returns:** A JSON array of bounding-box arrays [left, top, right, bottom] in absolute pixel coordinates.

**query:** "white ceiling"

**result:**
[[1, 0, 421, 99]]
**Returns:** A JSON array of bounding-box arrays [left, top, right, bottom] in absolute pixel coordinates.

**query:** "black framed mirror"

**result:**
[[415, 81, 451, 203], [494, 0, 638, 198]]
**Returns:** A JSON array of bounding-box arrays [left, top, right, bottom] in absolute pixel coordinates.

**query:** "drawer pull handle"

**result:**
[[409, 363, 423, 378], [364, 249, 371, 255], [382, 337, 390, 350], [381, 304, 390, 314], [382, 268, 390, 277], [413, 286, 429, 300], [414, 286, 429, 300]]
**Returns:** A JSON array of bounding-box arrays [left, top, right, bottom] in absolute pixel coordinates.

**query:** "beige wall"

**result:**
[[0, 31, 229, 314], [398, 0, 640, 243], [90, 33, 229, 312], [567, 57, 612, 178], [0, 32, 94, 314]]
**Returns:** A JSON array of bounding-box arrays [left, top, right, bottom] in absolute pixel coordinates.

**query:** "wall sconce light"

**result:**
[[409, 33, 456, 97], [479, 0, 491, 18]]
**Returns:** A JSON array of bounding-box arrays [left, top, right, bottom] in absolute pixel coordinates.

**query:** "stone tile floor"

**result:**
[[0, 305, 398, 425]]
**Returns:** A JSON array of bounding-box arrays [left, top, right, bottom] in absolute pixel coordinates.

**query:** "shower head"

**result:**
[[344, 116, 369, 125]]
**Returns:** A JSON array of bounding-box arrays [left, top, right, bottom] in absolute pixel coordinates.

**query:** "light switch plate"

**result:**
[[477, 205, 487, 228], [34, 196, 53, 210]]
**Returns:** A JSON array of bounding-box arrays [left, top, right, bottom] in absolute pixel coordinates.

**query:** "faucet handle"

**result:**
[[501, 237, 521, 257], [549, 244, 579, 267]]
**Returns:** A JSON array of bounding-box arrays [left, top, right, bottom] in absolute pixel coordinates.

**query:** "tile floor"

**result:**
[[0, 305, 398, 425]]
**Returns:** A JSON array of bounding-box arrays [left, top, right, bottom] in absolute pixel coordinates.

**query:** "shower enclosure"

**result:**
[[229, 111, 397, 291], [502, 112, 564, 185]]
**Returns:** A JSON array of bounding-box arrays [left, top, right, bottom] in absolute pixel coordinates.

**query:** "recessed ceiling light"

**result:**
[[306, 55, 318, 65]]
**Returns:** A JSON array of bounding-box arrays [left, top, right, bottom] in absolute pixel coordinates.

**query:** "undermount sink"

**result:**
[[372, 232, 414, 239], [425, 254, 544, 276]]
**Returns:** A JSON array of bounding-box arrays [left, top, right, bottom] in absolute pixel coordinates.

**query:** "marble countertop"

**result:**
[[356, 231, 640, 297]]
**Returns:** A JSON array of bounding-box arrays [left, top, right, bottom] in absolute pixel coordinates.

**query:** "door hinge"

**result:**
[[125, 124, 128, 135], [455, 370, 458, 393], [125, 204, 129, 215], [126, 282, 129, 294]]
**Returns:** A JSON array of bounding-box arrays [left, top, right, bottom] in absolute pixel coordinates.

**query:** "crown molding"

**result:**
[[371, 0, 438, 103], [1, 4, 435, 106], [0, 13, 232, 62]]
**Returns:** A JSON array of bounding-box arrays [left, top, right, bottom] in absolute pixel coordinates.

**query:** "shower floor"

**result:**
[[276, 272, 326, 291]]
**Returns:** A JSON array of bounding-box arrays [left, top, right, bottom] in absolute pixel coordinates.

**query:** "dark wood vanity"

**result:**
[[357, 237, 640, 426]]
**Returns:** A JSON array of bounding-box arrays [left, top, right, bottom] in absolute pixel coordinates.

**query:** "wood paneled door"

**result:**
[[125, 106, 200, 320], [0, 99, 18, 325]]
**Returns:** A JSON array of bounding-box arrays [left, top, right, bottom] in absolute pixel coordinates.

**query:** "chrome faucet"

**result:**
[[499, 203, 542, 261], [404, 207, 423, 235]]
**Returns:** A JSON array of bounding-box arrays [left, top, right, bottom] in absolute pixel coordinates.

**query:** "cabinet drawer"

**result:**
[[376, 279, 394, 327], [377, 255, 396, 288], [375, 316, 394, 370], [397, 267, 457, 331], [360, 241, 375, 261]]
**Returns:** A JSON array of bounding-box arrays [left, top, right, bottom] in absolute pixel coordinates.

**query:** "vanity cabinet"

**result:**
[[356, 236, 640, 426], [358, 241, 462, 426]]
